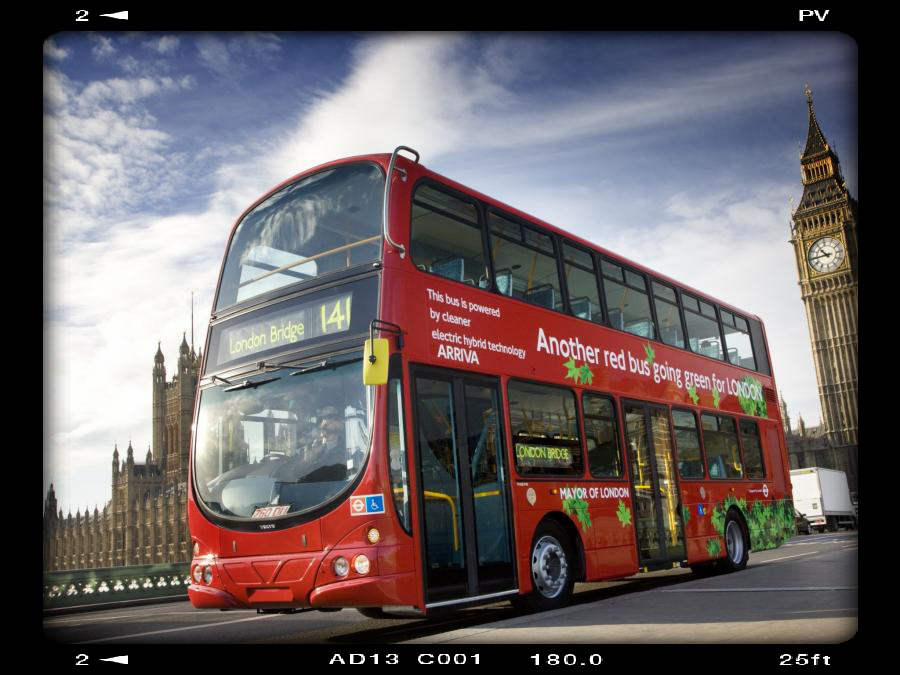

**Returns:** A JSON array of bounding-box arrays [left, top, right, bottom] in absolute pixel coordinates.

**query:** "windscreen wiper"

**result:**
[[224, 376, 281, 392], [290, 355, 360, 377]]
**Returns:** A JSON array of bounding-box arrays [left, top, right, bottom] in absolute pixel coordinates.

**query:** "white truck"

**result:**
[[790, 467, 856, 532]]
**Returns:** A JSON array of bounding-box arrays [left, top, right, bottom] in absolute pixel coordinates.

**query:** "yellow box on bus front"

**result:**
[[363, 338, 389, 385]]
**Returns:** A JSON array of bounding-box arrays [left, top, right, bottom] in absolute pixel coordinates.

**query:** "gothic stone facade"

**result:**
[[43, 337, 200, 571]]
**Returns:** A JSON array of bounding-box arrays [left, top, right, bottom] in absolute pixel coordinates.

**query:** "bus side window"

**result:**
[[652, 281, 685, 349], [721, 310, 757, 371], [411, 184, 487, 287], [684, 294, 724, 361], [489, 213, 563, 313], [508, 380, 583, 477], [740, 419, 765, 479], [388, 376, 411, 532], [562, 242, 603, 324], [583, 394, 623, 478], [701, 413, 742, 479], [672, 409, 704, 479], [600, 259, 655, 340]]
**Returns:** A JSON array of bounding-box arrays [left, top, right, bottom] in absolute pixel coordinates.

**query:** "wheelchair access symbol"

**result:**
[[350, 494, 385, 516]]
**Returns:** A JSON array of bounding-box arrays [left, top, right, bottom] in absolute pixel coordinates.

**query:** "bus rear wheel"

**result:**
[[717, 512, 749, 573], [513, 521, 575, 613]]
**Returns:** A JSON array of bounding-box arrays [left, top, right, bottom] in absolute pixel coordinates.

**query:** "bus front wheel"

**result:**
[[513, 521, 575, 613]]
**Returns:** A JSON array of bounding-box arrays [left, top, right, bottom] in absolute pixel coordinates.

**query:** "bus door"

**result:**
[[623, 402, 686, 569], [411, 368, 517, 608]]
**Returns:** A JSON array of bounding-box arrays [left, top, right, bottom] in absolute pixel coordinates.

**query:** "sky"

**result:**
[[43, 32, 857, 516]]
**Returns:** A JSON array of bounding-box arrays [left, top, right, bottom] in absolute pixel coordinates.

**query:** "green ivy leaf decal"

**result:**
[[712, 387, 721, 409], [563, 358, 578, 381], [737, 376, 768, 418], [579, 364, 594, 386], [563, 496, 592, 531], [643, 343, 656, 366], [687, 385, 699, 405], [616, 499, 632, 527], [706, 537, 722, 556], [562, 359, 594, 386]]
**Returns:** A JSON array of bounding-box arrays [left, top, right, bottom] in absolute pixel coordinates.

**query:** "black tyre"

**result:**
[[717, 511, 749, 573], [513, 520, 575, 612]]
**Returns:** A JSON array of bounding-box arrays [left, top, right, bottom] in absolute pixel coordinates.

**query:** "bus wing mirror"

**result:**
[[363, 338, 390, 385]]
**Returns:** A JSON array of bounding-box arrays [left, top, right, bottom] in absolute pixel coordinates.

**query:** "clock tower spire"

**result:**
[[789, 85, 858, 495]]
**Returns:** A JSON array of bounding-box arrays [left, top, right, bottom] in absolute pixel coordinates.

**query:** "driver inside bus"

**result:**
[[298, 406, 347, 483]]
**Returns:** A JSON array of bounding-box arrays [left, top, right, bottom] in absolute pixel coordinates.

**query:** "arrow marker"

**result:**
[[100, 11, 129, 20], [100, 656, 129, 665]]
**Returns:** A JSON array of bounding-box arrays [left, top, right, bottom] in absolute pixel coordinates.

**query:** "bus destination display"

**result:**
[[215, 292, 353, 367], [515, 443, 576, 470]]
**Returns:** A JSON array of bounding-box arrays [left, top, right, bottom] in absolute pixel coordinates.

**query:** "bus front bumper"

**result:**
[[186, 551, 417, 611], [187, 584, 242, 609]]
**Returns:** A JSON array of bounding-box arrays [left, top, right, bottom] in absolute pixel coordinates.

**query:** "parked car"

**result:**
[[795, 510, 812, 535]]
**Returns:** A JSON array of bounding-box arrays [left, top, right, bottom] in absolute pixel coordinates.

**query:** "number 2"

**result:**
[[76, 10, 89, 20], [76, 654, 89, 666]]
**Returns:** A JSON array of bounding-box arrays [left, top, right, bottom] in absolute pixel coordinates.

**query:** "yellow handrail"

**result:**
[[424, 491, 458, 551], [419, 489, 502, 553]]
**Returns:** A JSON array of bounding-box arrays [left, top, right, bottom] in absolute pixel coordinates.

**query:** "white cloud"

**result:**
[[195, 33, 283, 82], [91, 35, 117, 61], [145, 35, 180, 55], [43, 69, 196, 232], [44, 37, 70, 61]]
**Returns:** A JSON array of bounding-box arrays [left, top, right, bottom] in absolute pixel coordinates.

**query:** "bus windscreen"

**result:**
[[194, 358, 372, 521]]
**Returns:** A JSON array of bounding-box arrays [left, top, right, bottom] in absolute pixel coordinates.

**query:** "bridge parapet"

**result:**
[[43, 563, 190, 611]]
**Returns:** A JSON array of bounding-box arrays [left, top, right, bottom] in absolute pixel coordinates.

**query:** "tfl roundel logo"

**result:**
[[350, 494, 386, 516]]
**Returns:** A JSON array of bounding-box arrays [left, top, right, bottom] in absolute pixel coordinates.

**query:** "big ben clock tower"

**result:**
[[790, 85, 858, 493]]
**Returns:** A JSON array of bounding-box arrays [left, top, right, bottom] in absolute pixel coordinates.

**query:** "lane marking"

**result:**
[[786, 608, 858, 614], [752, 551, 820, 563], [46, 610, 205, 627], [75, 613, 278, 643], [660, 587, 857, 592]]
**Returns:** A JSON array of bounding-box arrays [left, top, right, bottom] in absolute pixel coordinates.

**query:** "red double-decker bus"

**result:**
[[187, 147, 794, 616]]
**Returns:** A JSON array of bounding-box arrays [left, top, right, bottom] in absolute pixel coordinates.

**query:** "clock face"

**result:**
[[807, 236, 846, 274]]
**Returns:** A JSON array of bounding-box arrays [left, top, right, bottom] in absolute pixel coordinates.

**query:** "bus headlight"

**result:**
[[353, 555, 371, 576], [366, 528, 381, 544], [203, 566, 214, 585], [333, 557, 350, 577], [193, 565, 204, 583]]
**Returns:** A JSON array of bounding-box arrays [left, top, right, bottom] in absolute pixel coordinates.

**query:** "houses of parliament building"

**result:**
[[43, 337, 200, 571]]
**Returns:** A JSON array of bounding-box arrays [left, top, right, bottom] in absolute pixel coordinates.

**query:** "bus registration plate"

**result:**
[[252, 505, 291, 519]]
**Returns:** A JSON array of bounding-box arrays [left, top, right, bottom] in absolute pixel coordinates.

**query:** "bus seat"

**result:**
[[494, 268, 513, 296], [608, 308, 624, 330], [431, 257, 465, 281], [570, 296, 592, 319], [524, 284, 555, 309], [626, 319, 654, 338]]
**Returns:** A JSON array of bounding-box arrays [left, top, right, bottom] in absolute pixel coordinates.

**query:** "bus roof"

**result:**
[[243, 151, 765, 325]]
